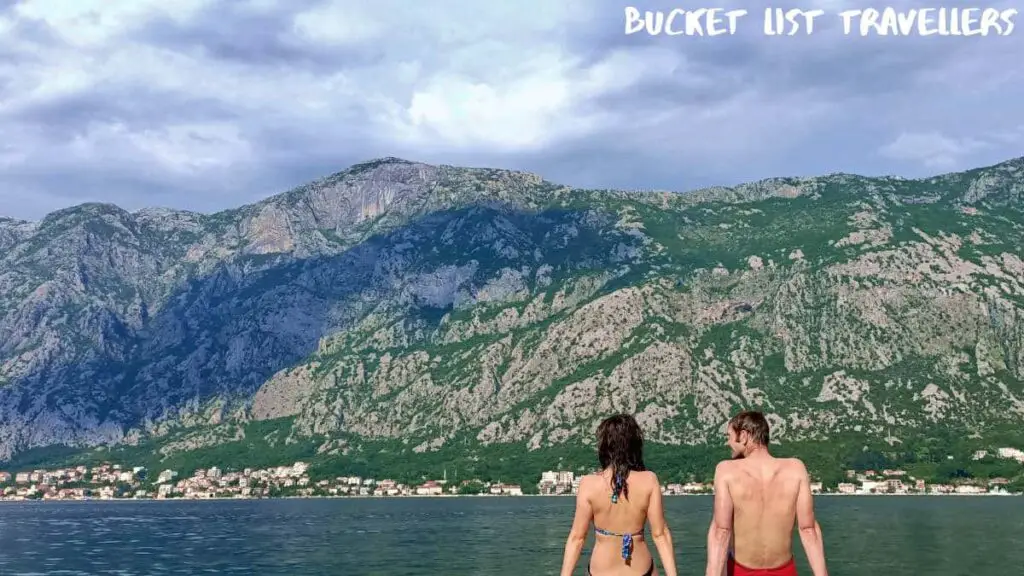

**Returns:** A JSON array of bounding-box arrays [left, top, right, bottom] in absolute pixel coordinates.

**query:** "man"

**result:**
[[704, 410, 828, 576]]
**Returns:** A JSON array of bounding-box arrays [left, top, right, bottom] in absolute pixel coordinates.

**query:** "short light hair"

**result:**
[[728, 410, 770, 446]]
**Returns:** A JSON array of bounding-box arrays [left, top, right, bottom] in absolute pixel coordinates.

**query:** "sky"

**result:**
[[1, 0, 1022, 220]]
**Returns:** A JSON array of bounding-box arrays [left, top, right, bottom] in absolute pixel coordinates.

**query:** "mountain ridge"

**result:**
[[8, 154, 1023, 226]]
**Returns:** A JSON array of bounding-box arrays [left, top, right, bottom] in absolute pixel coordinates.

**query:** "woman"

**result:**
[[559, 414, 678, 576]]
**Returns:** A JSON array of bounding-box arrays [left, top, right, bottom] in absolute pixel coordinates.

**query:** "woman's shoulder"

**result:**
[[576, 472, 604, 495], [632, 470, 659, 486]]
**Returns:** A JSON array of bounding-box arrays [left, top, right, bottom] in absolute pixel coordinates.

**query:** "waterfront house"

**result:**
[[859, 480, 882, 493], [885, 479, 907, 493], [489, 483, 522, 496], [955, 485, 986, 494], [415, 481, 444, 496], [682, 482, 712, 494], [378, 479, 398, 493], [537, 470, 577, 495]]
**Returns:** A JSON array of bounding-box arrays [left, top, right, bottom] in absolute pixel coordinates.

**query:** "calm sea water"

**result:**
[[0, 496, 1020, 575]]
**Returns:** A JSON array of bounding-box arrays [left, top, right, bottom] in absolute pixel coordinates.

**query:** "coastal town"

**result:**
[[1, 447, 1022, 501], [0, 462, 526, 501]]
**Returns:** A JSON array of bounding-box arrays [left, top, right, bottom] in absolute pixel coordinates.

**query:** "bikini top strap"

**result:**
[[594, 527, 644, 537], [594, 527, 642, 560]]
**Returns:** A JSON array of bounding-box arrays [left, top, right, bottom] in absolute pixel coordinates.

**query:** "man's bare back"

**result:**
[[704, 411, 827, 576], [718, 456, 804, 568]]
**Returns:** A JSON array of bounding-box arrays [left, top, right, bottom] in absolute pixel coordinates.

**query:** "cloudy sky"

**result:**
[[1, 0, 1022, 220]]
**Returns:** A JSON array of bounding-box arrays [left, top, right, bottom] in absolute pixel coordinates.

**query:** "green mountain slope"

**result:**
[[2, 157, 1024, 486]]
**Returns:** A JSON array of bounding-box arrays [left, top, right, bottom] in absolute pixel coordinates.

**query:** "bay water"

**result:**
[[0, 496, 1019, 575]]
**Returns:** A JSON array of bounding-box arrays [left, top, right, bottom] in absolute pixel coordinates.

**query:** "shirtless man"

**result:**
[[704, 411, 828, 576]]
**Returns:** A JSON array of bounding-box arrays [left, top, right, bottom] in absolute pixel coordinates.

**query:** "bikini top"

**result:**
[[594, 473, 643, 560]]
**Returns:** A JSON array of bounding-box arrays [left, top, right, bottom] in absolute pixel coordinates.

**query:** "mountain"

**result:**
[[2, 156, 1024, 479]]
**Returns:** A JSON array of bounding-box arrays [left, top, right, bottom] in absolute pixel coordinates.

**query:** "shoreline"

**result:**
[[1, 492, 1018, 503]]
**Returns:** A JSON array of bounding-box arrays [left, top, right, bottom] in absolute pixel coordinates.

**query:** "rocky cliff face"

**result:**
[[1, 157, 1023, 462]]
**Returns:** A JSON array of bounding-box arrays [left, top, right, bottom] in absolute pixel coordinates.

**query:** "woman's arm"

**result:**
[[559, 477, 593, 576], [647, 473, 678, 576]]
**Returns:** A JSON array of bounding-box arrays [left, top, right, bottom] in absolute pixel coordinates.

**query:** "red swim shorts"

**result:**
[[727, 556, 798, 576]]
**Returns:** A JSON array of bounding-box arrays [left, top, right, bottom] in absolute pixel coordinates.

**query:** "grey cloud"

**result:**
[[559, 0, 1024, 176], [573, 0, 994, 103], [879, 131, 986, 169], [129, 0, 387, 72], [8, 88, 239, 139], [0, 0, 1022, 220], [0, 12, 64, 64]]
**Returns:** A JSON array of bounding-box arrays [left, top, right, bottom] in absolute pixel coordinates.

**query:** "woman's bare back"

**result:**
[[584, 470, 659, 576], [559, 414, 676, 576]]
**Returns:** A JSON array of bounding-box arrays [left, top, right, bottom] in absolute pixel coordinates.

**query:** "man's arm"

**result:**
[[795, 461, 828, 576], [646, 473, 678, 576], [559, 477, 593, 576], [705, 462, 733, 576]]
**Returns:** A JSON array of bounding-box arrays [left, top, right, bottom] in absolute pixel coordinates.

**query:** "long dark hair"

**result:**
[[596, 413, 646, 500]]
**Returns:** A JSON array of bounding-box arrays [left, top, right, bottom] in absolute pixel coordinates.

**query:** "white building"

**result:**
[[490, 483, 523, 496], [997, 447, 1024, 463], [955, 485, 986, 494], [415, 481, 444, 496], [858, 481, 882, 494]]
